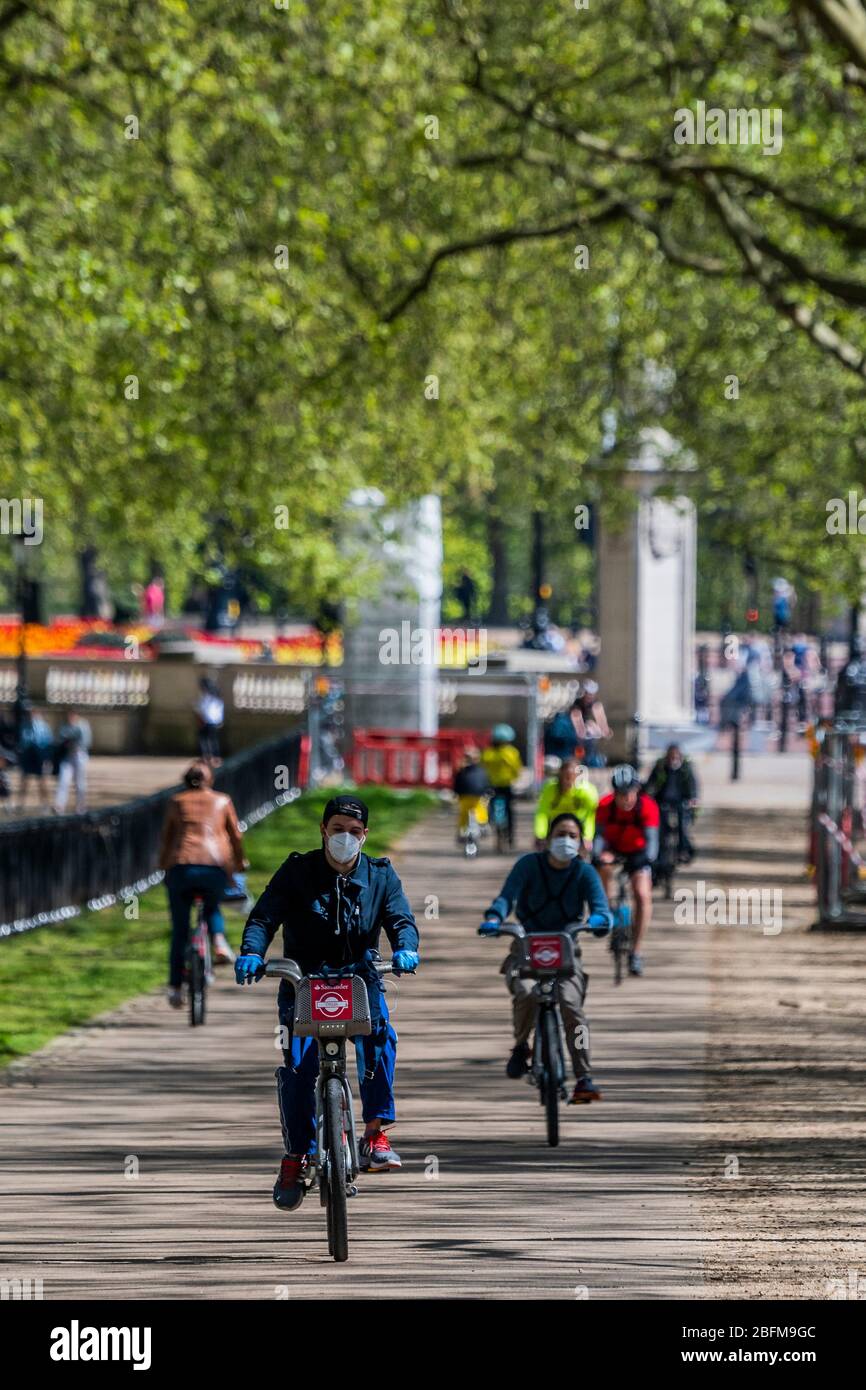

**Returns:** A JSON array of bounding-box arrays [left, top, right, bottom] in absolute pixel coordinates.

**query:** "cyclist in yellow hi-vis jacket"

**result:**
[[481, 724, 523, 847], [534, 757, 599, 852]]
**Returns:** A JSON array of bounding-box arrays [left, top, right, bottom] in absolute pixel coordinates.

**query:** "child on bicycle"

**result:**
[[480, 813, 612, 1104], [453, 746, 491, 844], [480, 723, 523, 847]]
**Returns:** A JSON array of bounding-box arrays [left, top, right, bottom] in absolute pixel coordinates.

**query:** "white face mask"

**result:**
[[550, 836, 580, 862], [327, 831, 362, 865]]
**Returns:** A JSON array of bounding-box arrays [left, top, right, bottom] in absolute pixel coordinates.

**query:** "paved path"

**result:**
[[7, 756, 189, 820], [2, 754, 865, 1299]]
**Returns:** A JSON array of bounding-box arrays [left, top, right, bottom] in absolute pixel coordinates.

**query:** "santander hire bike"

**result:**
[[264, 953, 412, 1263], [479, 916, 607, 1146]]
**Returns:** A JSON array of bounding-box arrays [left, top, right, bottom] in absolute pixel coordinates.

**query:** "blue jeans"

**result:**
[[275, 981, 397, 1156], [166, 863, 229, 987]]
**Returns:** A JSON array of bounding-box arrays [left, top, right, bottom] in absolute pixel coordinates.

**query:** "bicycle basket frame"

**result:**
[[293, 975, 373, 1038]]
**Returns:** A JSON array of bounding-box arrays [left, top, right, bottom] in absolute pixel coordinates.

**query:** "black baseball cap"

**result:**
[[322, 794, 369, 827]]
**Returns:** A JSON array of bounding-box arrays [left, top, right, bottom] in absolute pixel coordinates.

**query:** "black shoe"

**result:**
[[273, 1153, 307, 1210], [506, 1042, 530, 1078]]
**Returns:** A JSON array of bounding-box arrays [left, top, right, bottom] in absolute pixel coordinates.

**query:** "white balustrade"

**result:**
[[232, 673, 307, 713], [45, 667, 150, 708]]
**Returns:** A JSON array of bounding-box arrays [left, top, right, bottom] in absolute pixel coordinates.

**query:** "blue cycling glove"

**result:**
[[392, 950, 419, 974], [478, 920, 501, 937], [588, 914, 611, 938], [235, 953, 265, 984]]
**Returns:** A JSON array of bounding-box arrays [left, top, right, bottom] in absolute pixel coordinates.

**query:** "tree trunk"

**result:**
[[531, 509, 545, 602], [79, 547, 100, 618], [486, 511, 509, 625]]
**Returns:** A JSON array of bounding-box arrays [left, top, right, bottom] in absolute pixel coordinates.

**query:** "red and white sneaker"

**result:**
[[360, 1130, 402, 1172], [273, 1153, 308, 1210], [213, 934, 235, 965]]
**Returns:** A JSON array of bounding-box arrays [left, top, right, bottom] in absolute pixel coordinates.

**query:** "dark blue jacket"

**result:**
[[485, 853, 612, 950], [240, 847, 418, 982]]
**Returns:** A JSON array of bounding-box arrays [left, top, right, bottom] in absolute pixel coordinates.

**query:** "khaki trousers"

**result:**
[[503, 950, 591, 1079]]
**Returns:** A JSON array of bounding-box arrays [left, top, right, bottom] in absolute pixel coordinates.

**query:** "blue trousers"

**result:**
[[276, 983, 397, 1156], [166, 863, 229, 988]]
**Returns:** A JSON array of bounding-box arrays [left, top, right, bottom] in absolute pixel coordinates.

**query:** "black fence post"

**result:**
[[779, 666, 791, 753], [730, 718, 740, 781]]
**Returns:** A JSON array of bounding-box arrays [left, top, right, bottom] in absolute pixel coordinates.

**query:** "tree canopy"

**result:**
[[1, 0, 864, 618]]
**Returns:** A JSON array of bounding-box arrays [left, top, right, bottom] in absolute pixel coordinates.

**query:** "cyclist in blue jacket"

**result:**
[[235, 794, 419, 1210], [480, 812, 612, 1104]]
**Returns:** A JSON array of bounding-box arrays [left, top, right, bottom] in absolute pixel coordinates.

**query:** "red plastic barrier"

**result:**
[[298, 733, 311, 789], [349, 729, 487, 789], [352, 727, 489, 749]]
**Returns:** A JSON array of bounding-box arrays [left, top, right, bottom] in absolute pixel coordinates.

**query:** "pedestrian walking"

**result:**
[[195, 677, 224, 764], [17, 703, 54, 813], [54, 709, 92, 814]]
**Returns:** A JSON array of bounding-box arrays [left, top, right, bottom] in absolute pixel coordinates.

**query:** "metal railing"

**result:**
[[0, 731, 306, 938]]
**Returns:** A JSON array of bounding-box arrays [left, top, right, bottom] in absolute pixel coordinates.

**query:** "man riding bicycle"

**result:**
[[480, 812, 612, 1104], [594, 765, 659, 977], [235, 794, 420, 1210], [533, 756, 599, 853], [643, 743, 698, 864]]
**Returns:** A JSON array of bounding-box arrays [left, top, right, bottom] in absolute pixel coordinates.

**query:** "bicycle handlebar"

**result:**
[[263, 957, 404, 983], [478, 919, 599, 940]]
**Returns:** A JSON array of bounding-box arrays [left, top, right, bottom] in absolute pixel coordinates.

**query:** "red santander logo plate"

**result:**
[[311, 979, 353, 1019], [528, 935, 564, 969]]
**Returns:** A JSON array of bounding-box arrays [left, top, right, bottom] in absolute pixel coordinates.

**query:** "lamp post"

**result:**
[[11, 537, 32, 736], [834, 603, 866, 730]]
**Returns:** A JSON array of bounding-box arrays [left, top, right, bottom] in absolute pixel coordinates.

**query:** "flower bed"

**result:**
[[0, 620, 343, 665]]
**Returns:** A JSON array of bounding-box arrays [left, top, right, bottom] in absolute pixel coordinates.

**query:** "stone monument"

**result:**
[[341, 490, 443, 738], [596, 430, 697, 758]]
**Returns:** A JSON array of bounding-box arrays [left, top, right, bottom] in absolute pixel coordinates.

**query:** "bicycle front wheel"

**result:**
[[325, 1077, 349, 1262], [541, 1008, 560, 1148], [611, 904, 632, 986]]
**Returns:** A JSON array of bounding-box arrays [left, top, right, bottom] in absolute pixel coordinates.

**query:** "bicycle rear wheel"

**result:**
[[325, 1077, 349, 1262], [189, 949, 206, 1026], [541, 1008, 560, 1147]]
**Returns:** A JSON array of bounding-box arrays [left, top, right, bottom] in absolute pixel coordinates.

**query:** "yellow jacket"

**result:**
[[533, 776, 599, 841], [481, 744, 522, 788]]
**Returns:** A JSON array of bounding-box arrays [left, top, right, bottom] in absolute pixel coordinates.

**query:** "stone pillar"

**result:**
[[341, 491, 442, 737], [596, 430, 697, 758]]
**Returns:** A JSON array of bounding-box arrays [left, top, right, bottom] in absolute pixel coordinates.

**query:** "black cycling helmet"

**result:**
[[611, 764, 639, 792]]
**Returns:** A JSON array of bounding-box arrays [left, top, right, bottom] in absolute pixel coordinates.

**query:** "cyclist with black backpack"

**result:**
[[593, 765, 660, 977], [480, 813, 612, 1104]]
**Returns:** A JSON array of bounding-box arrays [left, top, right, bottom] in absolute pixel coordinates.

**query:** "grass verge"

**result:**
[[0, 785, 435, 1067]]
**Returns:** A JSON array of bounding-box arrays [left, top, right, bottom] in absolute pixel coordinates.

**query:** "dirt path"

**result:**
[[2, 757, 864, 1299], [693, 801, 866, 1298]]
